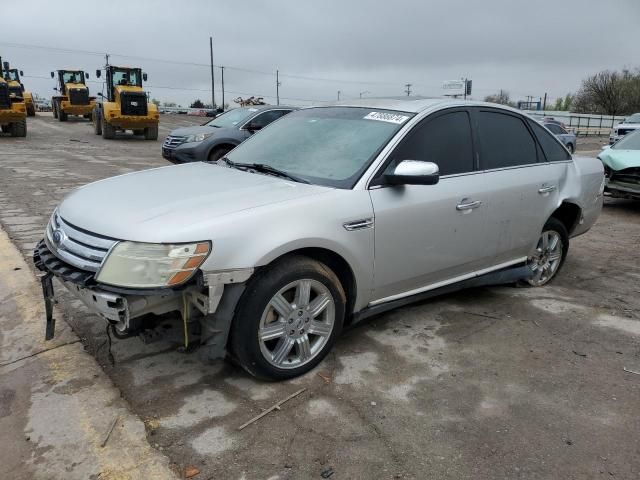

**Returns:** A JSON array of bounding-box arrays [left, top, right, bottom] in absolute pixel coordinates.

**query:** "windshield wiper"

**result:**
[[236, 162, 310, 184]]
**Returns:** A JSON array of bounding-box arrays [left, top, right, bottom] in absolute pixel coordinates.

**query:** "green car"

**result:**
[[599, 129, 640, 200]]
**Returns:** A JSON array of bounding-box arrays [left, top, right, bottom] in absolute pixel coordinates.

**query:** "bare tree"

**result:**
[[484, 90, 514, 106], [574, 70, 630, 115]]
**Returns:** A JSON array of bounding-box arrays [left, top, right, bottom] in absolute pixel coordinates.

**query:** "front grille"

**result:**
[[612, 167, 640, 185], [0, 83, 10, 108], [69, 88, 89, 105], [34, 240, 96, 287], [120, 92, 148, 116], [45, 212, 118, 272], [163, 135, 187, 149], [8, 86, 22, 98]]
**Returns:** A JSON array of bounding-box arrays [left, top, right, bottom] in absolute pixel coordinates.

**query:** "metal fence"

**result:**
[[525, 110, 626, 136]]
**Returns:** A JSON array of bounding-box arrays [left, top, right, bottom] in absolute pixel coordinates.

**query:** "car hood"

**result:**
[[616, 123, 640, 129], [167, 125, 234, 137], [58, 163, 330, 242], [599, 149, 640, 171]]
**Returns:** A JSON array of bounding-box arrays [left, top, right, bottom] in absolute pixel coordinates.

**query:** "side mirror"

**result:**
[[97, 92, 105, 98], [384, 160, 440, 186], [85, 72, 89, 79], [50, 72, 54, 78], [143, 72, 148, 82], [53, 87, 58, 91], [20, 70, 24, 76], [2, 61, 8, 70], [96, 70, 101, 78]]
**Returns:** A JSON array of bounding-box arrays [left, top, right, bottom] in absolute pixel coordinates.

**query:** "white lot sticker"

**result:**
[[363, 111, 410, 124]]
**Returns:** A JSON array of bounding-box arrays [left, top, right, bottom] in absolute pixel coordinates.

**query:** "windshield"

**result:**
[[111, 69, 140, 86], [205, 107, 257, 128], [62, 71, 84, 84], [623, 113, 640, 124], [613, 129, 640, 150], [6, 70, 19, 81], [226, 107, 414, 188]]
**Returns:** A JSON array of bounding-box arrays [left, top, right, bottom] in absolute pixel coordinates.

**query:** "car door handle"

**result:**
[[538, 185, 557, 194], [456, 199, 482, 211]]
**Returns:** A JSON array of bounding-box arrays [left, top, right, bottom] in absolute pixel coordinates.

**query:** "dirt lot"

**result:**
[[1, 113, 639, 479]]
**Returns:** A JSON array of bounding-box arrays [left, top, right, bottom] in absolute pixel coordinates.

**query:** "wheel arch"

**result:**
[[206, 140, 239, 158], [256, 247, 358, 322], [550, 201, 581, 235]]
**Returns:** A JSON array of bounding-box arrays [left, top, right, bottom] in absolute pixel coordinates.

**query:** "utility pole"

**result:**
[[276, 70, 281, 106], [359, 91, 370, 99], [105, 53, 110, 67], [337, 90, 341, 101], [463, 78, 467, 100], [220, 66, 225, 110], [405, 83, 412, 96], [542, 92, 547, 111], [209, 37, 215, 109]]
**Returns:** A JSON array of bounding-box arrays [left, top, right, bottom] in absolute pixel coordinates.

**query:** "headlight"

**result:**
[[185, 132, 214, 143], [96, 241, 210, 288]]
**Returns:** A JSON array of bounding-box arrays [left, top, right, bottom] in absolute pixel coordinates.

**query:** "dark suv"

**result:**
[[162, 105, 296, 163]]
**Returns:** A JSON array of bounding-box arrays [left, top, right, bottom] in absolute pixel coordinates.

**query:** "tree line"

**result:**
[[484, 67, 640, 116]]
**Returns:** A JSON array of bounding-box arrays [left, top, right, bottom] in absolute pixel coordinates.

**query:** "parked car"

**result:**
[[542, 121, 576, 154], [542, 117, 566, 129], [162, 105, 296, 163], [610, 113, 640, 144], [34, 99, 604, 380], [599, 129, 640, 200]]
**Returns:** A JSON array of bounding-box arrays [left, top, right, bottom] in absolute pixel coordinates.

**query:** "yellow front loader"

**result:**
[[93, 65, 159, 140], [0, 56, 27, 137], [51, 69, 96, 121], [2, 62, 35, 116]]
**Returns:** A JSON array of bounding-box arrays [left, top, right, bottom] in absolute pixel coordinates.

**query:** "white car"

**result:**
[[34, 99, 605, 380], [610, 113, 640, 144]]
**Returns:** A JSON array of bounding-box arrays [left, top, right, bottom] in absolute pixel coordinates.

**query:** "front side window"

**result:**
[[246, 110, 289, 129], [478, 111, 538, 169], [226, 107, 412, 188], [545, 123, 563, 135], [529, 120, 571, 161], [384, 110, 474, 176]]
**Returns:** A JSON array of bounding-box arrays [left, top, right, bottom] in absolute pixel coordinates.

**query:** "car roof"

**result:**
[[328, 97, 525, 114]]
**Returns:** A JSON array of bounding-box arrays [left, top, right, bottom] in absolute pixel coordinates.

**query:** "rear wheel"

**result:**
[[144, 125, 158, 140], [102, 118, 115, 139], [27, 105, 36, 117], [9, 119, 27, 137], [208, 146, 231, 162], [52, 101, 58, 119], [525, 217, 569, 287], [230, 256, 345, 380]]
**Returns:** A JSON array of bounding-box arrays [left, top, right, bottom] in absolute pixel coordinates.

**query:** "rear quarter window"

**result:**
[[528, 120, 571, 161]]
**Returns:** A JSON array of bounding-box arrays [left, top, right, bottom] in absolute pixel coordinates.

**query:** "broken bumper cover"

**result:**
[[33, 239, 252, 350]]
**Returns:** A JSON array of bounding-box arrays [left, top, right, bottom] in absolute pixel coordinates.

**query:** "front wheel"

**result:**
[[102, 118, 115, 139], [526, 217, 569, 287], [144, 125, 158, 140], [567, 143, 575, 154], [230, 256, 345, 380], [93, 112, 102, 135], [208, 147, 231, 162]]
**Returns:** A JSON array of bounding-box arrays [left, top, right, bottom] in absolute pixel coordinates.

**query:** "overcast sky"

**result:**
[[1, 0, 638, 107]]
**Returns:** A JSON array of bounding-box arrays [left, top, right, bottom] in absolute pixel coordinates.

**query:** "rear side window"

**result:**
[[477, 111, 538, 169], [529, 120, 571, 161], [389, 110, 474, 176]]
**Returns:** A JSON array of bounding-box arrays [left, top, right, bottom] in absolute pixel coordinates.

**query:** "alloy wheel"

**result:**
[[527, 230, 563, 286]]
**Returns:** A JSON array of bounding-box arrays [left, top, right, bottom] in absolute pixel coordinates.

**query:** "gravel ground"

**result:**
[[0, 114, 638, 480]]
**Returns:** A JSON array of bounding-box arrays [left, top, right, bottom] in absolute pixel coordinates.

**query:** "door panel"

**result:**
[[370, 175, 490, 301]]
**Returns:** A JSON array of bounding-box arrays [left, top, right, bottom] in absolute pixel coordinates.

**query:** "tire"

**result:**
[[27, 105, 36, 117], [567, 143, 575, 154], [208, 146, 231, 162], [9, 119, 27, 137], [94, 112, 102, 135], [58, 103, 67, 122], [102, 118, 115, 139], [84, 112, 92, 120], [144, 125, 158, 140], [230, 255, 346, 380], [52, 101, 58, 119], [1, 125, 9, 133], [525, 217, 569, 287]]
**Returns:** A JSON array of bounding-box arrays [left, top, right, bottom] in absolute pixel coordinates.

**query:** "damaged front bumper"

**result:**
[[33, 239, 252, 359]]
